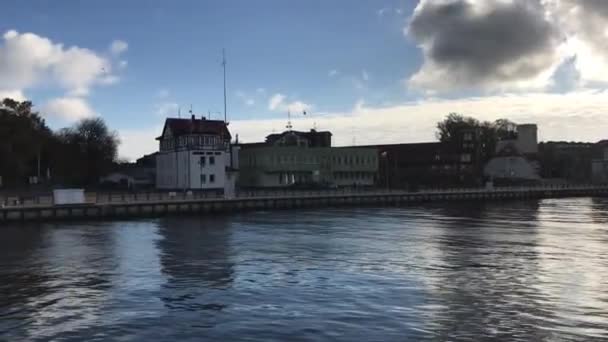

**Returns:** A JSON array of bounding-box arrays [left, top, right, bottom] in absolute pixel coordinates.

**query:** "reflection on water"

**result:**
[[1, 198, 608, 341]]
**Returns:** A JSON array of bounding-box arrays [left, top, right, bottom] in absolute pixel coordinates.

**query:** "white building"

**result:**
[[484, 124, 540, 182], [156, 116, 233, 190]]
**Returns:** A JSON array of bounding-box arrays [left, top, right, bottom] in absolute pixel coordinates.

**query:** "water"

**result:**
[[1, 198, 608, 341]]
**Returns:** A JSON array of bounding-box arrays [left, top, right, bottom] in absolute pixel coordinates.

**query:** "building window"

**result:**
[[210, 156, 215, 165], [210, 174, 215, 183], [461, 154, 472, 163], [200, 174, 206, 184], [464, 132, 473, 141], [200, 156, 206, 166]]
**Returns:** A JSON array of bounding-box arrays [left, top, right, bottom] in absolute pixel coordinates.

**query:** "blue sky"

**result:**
[[1, 0, 418, 123], [2, 0, 608, 159]]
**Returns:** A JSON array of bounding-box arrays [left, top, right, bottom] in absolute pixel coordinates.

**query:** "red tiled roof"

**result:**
[[157, 117, 231, 140]]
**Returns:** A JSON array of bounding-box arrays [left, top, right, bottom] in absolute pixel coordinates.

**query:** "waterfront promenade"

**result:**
[[1, 184, 608, 222]]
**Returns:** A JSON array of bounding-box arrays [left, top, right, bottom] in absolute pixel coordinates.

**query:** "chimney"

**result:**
[[191, 114, 195, 121], [201, 115, 206, 121]]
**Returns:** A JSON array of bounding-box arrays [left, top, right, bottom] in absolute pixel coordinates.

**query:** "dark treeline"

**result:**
[[436, 112, 517, 162], [0, 98, 119, 189]]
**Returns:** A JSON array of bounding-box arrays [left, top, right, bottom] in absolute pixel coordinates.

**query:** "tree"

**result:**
[[436, 113, 480, 142], [436, 113, 518, 162], [0, 98, 121, 188], [56, 118, 120, 185], [0, 98, 54, 187]]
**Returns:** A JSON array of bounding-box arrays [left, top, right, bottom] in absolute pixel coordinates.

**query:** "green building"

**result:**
[[237, 130, 378, 188]]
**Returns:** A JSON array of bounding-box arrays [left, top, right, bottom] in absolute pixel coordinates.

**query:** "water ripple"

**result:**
[[1, 198, 607, 341]]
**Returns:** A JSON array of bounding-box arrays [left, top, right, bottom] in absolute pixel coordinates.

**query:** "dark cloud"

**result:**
[[545, 0, 608, 82], [556, 0, 608, 48], [407, 0, 562, 90], [575, 0, 608, 17]]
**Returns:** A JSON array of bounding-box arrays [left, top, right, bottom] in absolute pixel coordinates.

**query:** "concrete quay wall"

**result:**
[[1, 186, 607, 222]]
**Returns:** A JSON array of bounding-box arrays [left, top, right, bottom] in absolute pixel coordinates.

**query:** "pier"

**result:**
[[1, 185, 608, 222]]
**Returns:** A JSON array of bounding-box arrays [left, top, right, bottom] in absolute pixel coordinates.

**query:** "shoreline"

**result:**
[[2, 186, 607, 222]]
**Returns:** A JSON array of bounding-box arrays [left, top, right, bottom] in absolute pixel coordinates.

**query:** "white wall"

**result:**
[[157, 150, 228, 190], [188, 151, 227, 189]]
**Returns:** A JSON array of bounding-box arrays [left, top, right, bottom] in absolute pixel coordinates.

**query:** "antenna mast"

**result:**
[[222, 48, 227, 123], [286, 109, 293, 131]]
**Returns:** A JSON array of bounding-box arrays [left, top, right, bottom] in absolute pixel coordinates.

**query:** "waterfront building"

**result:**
[[237, 130, 378, 188], [484, 124, 540, 184], [156, 116, 233, 190], [592, 140, 608, 184], [354, 128, 482, 189], [538, 141, 594, 183], [100, 153, 157, 189]]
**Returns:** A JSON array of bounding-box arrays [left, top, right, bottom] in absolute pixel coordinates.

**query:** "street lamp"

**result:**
[[381, 151, 389, 192]]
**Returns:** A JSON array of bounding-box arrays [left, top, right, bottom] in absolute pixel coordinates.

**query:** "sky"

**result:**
[[2, 0, 608, 160]]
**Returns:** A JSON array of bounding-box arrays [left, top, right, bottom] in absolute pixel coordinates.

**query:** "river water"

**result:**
[[1, 198, 608, 341]]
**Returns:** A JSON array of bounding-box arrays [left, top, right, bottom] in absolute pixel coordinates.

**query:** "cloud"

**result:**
[[117, 90, 608, 159], [42, 97, 96, 122], [285, 101, 310, 113], [328, 69, 339, 77], [236, 90, 256, 106], [378, 7, 403, 17], [406, 0, 563, 92], [234, 90, 608, 146], [545, 0, 608, 83], [0, 30, 120, 97], [256, 88, 266, 94], [268, 93, 311, 112], [118, 60, 128, 69], [155, 102, 179, 117], [118, 125, 164, 161], [109, 40, 128, 56], [377, 8, 389, 17], [268, 93, 286, 110], [0, 89, 25, 101]]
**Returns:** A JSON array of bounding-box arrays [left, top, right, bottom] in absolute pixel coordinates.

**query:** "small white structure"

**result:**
[[53, 189, 86, 205], [485, 124, 540, 182], [156, 115, 232, 190]]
